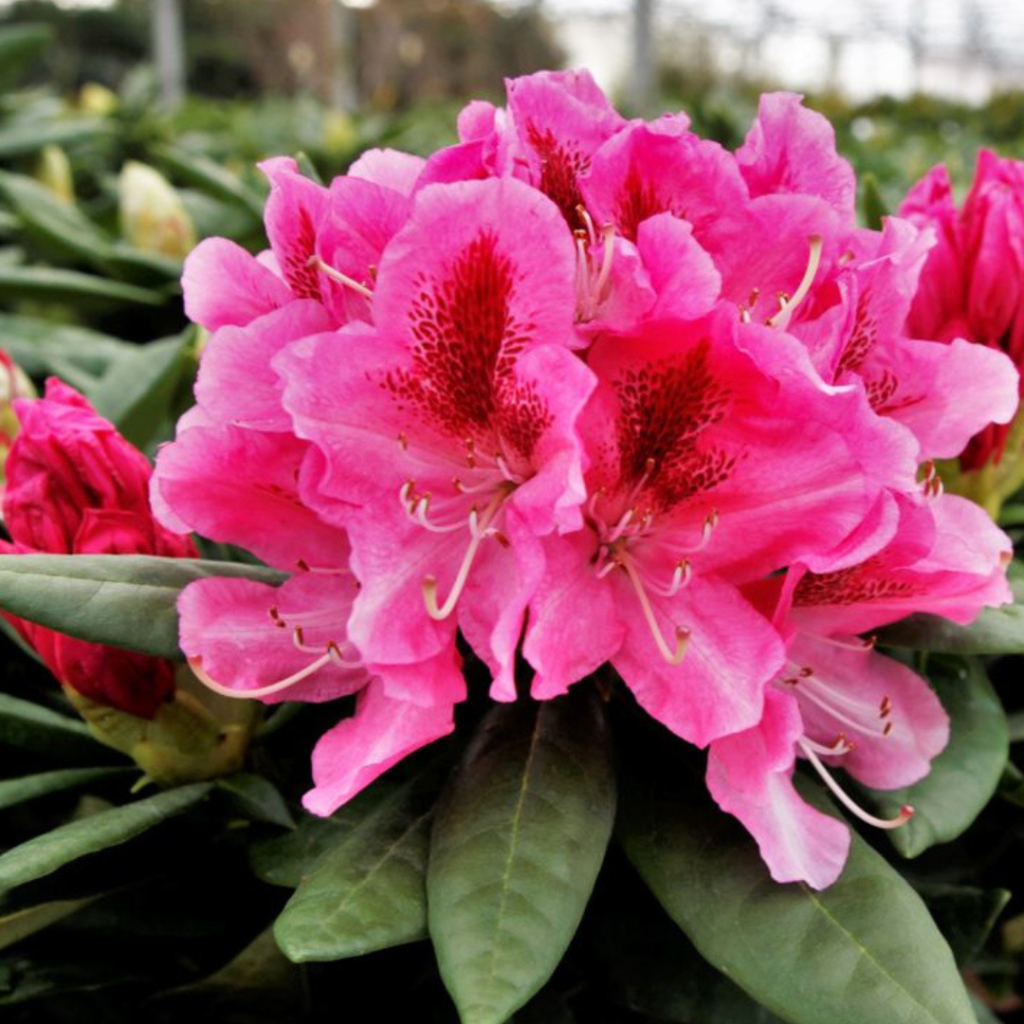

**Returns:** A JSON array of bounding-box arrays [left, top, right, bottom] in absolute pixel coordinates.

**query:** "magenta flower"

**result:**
[[708, 493, 1011, 888], [522, 309, 909, 747], [901, 152, 1024, 474]]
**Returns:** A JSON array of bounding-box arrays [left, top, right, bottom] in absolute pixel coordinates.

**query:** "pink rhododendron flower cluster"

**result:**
[[1, 378, 197, 718], [152, 71, 1018, 888], [900, 152, 1024, 511]]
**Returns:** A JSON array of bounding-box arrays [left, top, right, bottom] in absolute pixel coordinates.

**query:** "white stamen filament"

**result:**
[[767, 235, 823, 329], [307, 255, 374, 300], [798, 739, 914, 830], [577, 204, 598, 248], [591, 224, 616, 303], [802, 734, 855, 757], [648, 559, 692, 598], [620, 552, 690, 665], [422, 488, 510, 621], [190, 651, 334, 700], [786, 673, 892, 740]]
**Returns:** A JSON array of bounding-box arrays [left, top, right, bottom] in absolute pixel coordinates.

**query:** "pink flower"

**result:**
[[1, 379, 195, 718], [523, 309, 909, 747], [279, 176, 594, 700], [707, 493, 1011, 888], [901, 152, 1024, 469]]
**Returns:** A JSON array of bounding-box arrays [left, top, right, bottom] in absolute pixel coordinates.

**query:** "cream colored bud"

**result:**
[[119, 160, 197, 260], [36, 145, 75, 205]]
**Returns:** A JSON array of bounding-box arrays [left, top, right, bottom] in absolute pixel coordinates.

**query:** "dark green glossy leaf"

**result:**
[[274, 772, 438, 960], [249, 780, 397, 888], [869, 657, 1008, 857], [0, 767, 133, 813], [215, 774, 294, 829], [0, 555, 287, 659], [0, 693, 99, 762], [428, 690, 617, 1024], [0, 783, 211, 896], [618, 767, 976, 1024]]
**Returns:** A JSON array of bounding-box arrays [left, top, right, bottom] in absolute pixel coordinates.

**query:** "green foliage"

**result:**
[[0, 555, 286, 659]]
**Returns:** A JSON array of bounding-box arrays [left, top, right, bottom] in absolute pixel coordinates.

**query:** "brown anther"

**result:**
[[269, 605, 281, 620], [883, 721, 894, 737], [864, 635, 878, 649], [367, 264, 378, 281], [294, 626, 305, 645], [777, 291, 791, 305], [398, 431, 408, 451], [879, 695, 893, 717], [296, 558, 311, 572], [747, 287, 760, 307], [644, 457, 657, 474], [799, 666, 814, 677], [327, 640, 343, 657], [782, 677, 800, 686], [492, 531, 511, 549]]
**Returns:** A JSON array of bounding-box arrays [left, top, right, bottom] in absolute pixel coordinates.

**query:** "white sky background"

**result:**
[[4, 0, 1024, 101]]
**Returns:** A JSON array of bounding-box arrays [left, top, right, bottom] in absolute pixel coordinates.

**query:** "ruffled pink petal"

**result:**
[[151, 424, 349, 572], [523, 531, 627, 700], [302, 674, 458, 816], [707, 689, 851, 890], [259, 156, 330, 302], [347, 148, 425, 195], [636, 213, 721, 321], [786, 632, 949, 790], [194, 302, 335, 432], [179, 573, 366, 705], [613, 574, 783, 747], [737, 92, 856, 221], [182, 238, 293, 331]]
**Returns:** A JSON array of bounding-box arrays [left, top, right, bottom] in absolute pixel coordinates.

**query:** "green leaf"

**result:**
[[618, 768, 976, 1024], [249, 780, 397, 888], [274, 771, 438, 961], [0, 117, 113, 162], [0, 767, 133, 813], [0, 693, 99, 762], [428, 690, 617, 1024], [0, 313, 134, 381], [0, 555, 287, 659], [151, 143, 265, 219], [868, 657, 1008, 857], [859, 172, 889, 231], [878, 565, 1024, 654], [0, 264, 165, 307], [87, 332, 192, 449], [0, 783, 211, 896], [0, 171, 179, 283], [0, 24, 53, 90], [215, 774, 294, 829]]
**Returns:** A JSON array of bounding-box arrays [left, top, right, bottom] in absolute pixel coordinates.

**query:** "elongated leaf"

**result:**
[[869, 657, 1008, 857], [0, 555, 287, 659], [0, 118, 112, 161], [0, 693, 99, 761], [428, 690, 617, 1024], [87, 332, 191, 449], [0, 767, 133, 813], [151, 143, 265, 219], [274, 771, 438, 960], [0, 171, 179, 283], [215, 774, 294, 829], [917, 884, 1011, 968], [250, 780, 397, 888], [0, 783, 211, 896], [618, 768, 976, 1024], [0, 265, 165, 307], [0, 897, 95, 953], [0, 313, 134, 380]]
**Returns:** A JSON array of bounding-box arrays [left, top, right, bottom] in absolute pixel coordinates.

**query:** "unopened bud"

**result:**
[[119, 160, 196, 260]]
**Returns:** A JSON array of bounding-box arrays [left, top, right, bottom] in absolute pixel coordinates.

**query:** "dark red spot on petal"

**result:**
[[793, 562, 918, 606], [280, 206, 322, 301], [525, 122, 591, 232]]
